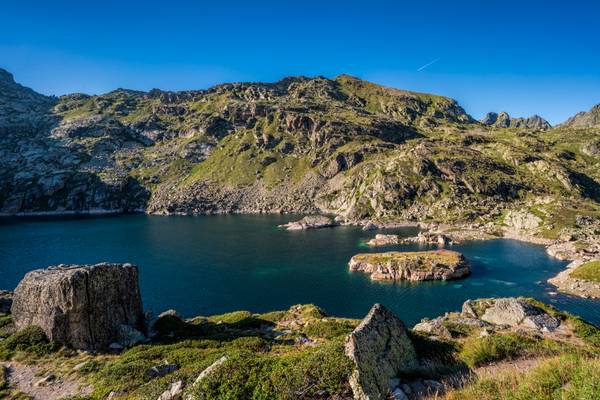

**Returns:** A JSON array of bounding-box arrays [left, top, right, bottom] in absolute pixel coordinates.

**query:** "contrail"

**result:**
[[417, 58, 440, 71]]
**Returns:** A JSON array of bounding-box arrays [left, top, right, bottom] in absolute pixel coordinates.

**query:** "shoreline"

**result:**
[[5, 209, 598, 299]]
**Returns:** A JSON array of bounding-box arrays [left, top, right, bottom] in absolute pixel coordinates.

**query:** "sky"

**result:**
[[1, 0, 599, 125]]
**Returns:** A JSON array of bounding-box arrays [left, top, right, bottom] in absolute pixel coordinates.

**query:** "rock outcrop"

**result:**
[[481, 112, 551, 130], [414, 297, 562, 337], [548, 259, 600, 299], [480, 298, 560, 331], [349, 250, 470, 281], [278, 215, 338, 230], [11, 263, 145, 350], [345, 304, 417, 400], [560, 103, 600, 128]]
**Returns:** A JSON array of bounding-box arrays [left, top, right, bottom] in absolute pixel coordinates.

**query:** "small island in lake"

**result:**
[[349, 249, 470, 281]]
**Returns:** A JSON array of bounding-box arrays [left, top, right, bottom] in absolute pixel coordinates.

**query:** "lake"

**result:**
[[1, 214, 599, 326]]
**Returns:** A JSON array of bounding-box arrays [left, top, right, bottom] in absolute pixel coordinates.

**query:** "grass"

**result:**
[[352, 249, 463, 270], [571, 260, 600, 283], [443, 354, 600, 400], [458, 333, 564, 368], [0, 326, 60, 360]]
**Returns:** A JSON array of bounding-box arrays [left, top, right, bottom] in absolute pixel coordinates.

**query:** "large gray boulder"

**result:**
[[481, 298, 559, 332], [345, 304, 418, 400], [11, 263, 145, 350]]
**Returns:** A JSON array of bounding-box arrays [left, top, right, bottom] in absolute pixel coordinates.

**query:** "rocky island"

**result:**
[[349, 249, 470, 281]]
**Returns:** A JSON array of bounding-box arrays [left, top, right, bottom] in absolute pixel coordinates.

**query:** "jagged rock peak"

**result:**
[[0, 68, 15, 84], [480, 111, 551, 130], [560, 103, 600, 128]]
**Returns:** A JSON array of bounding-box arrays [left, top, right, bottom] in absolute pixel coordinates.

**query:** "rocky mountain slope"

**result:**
[[560, 103, 600, 128], [1, 68, 599, 246]]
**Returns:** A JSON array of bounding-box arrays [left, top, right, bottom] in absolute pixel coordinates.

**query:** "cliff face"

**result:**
[[1, 68, 599, 241]]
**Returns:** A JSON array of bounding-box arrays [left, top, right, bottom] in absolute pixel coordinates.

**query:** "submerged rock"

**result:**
[[11, 263, 145, 350], [345, 304, 417, 400], [349, 250, 470, 281], [278, 215, 338, 230]]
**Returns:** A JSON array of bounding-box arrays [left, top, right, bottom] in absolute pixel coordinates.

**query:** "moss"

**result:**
[[570, 260, 600, 283]]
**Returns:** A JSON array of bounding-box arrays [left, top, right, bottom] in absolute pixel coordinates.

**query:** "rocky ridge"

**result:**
[[480, 111, 551, 130]]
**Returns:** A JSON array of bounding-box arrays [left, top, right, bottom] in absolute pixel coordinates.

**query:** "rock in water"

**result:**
[[278, 215, 338, 230], [345, 304, 418, 400], [11, 263, 145, 350], [349, 250, 470, 281]]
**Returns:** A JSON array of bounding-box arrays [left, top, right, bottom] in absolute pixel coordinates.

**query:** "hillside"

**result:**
[[1, 68, 599, 247]]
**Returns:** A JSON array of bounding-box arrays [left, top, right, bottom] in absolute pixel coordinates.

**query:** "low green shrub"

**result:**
[[302, 319, 356, 339], [0, 326, 60, 359]]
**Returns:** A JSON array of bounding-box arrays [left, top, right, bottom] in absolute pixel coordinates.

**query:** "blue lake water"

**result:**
[[1, 214, 599, 326]]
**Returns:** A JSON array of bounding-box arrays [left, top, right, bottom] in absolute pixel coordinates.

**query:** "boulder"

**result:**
[[0, 290, 12, 314], [345, 304, 418, 400], [157, 380, 184, 400], [480, 298, 559, 331], [366, 234, 399, 247], [193, 355, 229, 386], [278, 215, 338, 230], [11, 263, 145, 350], [148, 363, 178, 378]]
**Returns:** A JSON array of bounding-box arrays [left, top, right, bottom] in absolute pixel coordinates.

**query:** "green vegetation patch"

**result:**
[[0, 326, 60, 359], [571, 260, 600, 283]]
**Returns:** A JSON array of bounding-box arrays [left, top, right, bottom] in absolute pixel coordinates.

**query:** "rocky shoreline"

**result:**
[[2, 262, 599, 400]]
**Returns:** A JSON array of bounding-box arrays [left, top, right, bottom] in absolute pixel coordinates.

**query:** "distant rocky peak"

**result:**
[[560, 103, 600, 128], [480, 111, 551, 130], [0, 68, 15, 84]]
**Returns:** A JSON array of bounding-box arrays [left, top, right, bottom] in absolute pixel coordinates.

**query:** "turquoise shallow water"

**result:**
[[1, 214, 599, 326]]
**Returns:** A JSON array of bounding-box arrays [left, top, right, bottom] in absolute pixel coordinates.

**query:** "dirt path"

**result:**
[[2, 361, 92, 400]]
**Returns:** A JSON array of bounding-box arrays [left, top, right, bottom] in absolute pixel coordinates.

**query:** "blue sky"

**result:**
[[2, 1, 599, 124]]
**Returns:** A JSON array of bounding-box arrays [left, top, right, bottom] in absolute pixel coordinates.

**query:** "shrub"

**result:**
[[0, 326, 60, 359], [459, 333, 536, 367]]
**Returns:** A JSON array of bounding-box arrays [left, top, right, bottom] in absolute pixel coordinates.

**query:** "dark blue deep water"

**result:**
[[1, 214, 599, 326]]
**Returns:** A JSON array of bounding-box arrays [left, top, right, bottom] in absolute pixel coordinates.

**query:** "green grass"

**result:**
[[458, 333, 564, 368], [0, 326, 60, 360], [571, 260, 600, 283], [444, 354, 600, 400]]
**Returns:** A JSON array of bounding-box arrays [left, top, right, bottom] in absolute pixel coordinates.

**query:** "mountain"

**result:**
[[480, 111, 551, 130], [0, 68, 599, 245], [560, 103, 600, 128]]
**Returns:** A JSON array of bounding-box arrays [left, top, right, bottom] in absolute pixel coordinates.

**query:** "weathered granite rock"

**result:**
[[148, 363, 178, 378], [349, 250, 470, 281], [157, 380, 183, 400], [279, 215, 338, 230], [0, 290, 12, 314], [345, 304, 417, 400], [11, 263, 145, 350], [481, 298, 559, 331], [193, 355, 229, 386], [366, 234, 399, 246]]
